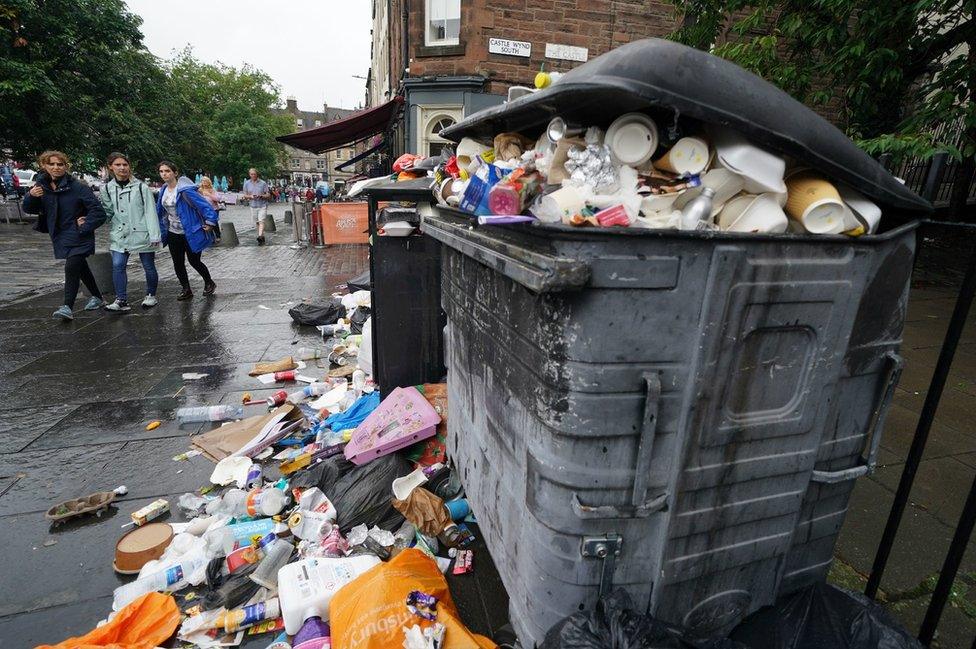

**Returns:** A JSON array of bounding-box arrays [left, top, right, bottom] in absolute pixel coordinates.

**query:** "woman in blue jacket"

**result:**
[[23, 150, 107, 320], [155, 160, 218, 300]]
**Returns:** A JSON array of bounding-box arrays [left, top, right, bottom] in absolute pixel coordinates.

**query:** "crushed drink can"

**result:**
[[267, 390, 288, 406], [274, 370, 296, 382]]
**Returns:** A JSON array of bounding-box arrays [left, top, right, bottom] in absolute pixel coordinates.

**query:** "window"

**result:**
[[296, 118, 303, 127], [291, 158, 300, 169], [315, 119, 322, 127], [316, 159, 325, 170], [425, 0, 460, 46], [422, 111, 460, 157], [336, 150, 343, 160]]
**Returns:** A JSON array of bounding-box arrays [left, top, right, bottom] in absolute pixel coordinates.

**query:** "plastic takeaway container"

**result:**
[[424, 38, 931, 647]]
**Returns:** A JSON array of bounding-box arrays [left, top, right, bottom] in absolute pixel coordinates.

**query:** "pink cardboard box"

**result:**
[[344, 386, 441, 465]]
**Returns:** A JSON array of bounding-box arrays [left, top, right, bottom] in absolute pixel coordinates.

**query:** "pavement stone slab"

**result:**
[[0, 442, 122, 517], [0, 495, 187, 618], [25, 397, 203, 450], [0, 404, 77, 453], [878, 401, 976, 461], [0, 596, 116, 648], [145, 363, 267, 398]]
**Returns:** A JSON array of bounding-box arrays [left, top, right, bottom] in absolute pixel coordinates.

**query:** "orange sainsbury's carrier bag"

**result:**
[[330, 548, 497, 649]]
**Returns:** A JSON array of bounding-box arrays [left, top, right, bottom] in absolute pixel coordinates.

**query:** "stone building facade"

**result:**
[[275, 98, 359, 187]]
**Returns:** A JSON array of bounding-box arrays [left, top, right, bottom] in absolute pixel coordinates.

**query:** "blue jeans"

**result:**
[[111, 250, 158, 301]]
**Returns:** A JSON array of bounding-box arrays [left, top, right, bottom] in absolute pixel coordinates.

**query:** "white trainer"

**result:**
[[142, 295, 158, 308]]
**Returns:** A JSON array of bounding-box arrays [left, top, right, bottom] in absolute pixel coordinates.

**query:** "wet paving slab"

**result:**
[[0, 404, 77, 453], [24, 397, 204, 450]]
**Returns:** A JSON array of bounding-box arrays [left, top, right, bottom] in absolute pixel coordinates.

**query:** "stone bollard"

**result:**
[[87, 252, 115, 298], [284, 210, 293, 225], [219, 221, 239, 247], [262, 213, 277, 232]]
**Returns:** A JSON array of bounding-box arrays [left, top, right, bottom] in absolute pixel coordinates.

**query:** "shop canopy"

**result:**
[[277, 97, 403, 154]]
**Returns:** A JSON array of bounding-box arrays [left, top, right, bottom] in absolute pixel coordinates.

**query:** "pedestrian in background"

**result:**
[[23, 150, 107, 320], [242, 167, 270, 245], [156, 160, 218, 301], [99, 152, 160, 311]]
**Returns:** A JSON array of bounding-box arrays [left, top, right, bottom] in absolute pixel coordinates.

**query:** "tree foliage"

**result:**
[[0, 1, 293, 183], [668, 1, 976, 170]]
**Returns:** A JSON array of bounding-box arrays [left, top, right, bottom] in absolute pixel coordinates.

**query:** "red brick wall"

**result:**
[[408, 0, 680, 93]]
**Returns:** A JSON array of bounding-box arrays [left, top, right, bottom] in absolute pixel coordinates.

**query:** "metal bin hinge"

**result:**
[[582, 534, 623, 597]]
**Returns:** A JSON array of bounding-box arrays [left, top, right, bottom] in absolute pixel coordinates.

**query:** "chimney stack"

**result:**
[[286, 96, 298, 113]]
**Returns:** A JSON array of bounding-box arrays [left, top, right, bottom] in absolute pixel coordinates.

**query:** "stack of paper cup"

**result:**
[[785, 171, 847, 234], [653, 137, 710, 176]]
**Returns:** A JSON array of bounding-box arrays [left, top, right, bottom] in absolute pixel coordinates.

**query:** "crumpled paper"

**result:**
[[392, 488, 453, 538]]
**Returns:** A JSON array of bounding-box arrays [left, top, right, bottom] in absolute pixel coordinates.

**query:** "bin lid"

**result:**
[[441, 38, 930, 214]]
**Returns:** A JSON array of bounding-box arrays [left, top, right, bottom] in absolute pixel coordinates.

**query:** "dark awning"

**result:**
[[277, 97, 403, 154]]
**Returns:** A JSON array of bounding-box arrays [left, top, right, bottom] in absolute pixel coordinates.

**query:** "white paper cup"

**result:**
[[837, 183, 881, 233], [718, 193, 788, 233], [392, 468, 429, 501], [532, 185, 586, 223], [654, 137, 710, 175], [456, 137, 490, 167], [606, 113, 659, 167]]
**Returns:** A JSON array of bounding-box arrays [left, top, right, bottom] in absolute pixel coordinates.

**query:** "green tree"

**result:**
[[669, 0, 976, 216], [160, 48, 293, 183], [0, 0, 166, 171]]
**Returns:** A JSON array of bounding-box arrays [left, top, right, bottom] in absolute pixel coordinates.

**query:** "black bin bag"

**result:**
[[541, 588, 745, 649], [730, 582, 923, 649], [288, 299, 346, 326]]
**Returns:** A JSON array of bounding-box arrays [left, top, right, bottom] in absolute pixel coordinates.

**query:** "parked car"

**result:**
[[14, 169, 36, 194]]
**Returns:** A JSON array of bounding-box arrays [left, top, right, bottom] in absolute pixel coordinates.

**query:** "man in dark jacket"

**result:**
[[23, 150, 108, 320]]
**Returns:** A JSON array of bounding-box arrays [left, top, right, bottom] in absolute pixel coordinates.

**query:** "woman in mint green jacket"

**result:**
[[99, 152, 161, 311]]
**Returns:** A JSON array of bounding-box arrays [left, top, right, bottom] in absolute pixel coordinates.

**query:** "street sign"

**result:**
[[545, 43, 589, 62], [489, 37, 531, 58]]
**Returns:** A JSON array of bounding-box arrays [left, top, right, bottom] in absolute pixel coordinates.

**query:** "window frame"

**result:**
[[425, 0, 460, 47]]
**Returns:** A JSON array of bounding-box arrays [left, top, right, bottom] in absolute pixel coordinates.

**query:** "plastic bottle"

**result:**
[[680, 186, 716, 231], [112, 548, 210, 610], [287, 382, 330, 404], [250, 539, 294, 589], [206, 488, 249, 517], [351, 370, 366, 397], [297, 347, 322, 360], [245, 464, 264, 490], [177, 405, 244, 424], [246, 487, 288, 517], [278, 556, 382, 634], [214, 597, 281, 633]]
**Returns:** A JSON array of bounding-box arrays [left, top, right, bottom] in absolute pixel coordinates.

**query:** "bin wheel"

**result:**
[[494, 624, 523, 649]]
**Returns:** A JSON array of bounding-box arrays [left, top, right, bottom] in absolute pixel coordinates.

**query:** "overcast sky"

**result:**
[[125, 0, 372, 113]]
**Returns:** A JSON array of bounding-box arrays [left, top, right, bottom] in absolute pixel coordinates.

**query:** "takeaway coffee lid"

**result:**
[[114, 522, 174, 574]]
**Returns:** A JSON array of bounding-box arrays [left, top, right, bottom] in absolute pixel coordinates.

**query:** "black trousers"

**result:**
[[64, 255, 102, 308], [168, 232, 212, 290]]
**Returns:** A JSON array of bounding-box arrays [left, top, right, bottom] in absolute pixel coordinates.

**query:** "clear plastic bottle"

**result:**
[[296, 347, 322, 360], [287, 382, 330, 404], [246, 487, 288, 517], [250, 539, 294, 589], [177, 405, 244, 424], [206, 488, 249, 517], [112, 548, 210, 610], [352, 370, 366, 397]]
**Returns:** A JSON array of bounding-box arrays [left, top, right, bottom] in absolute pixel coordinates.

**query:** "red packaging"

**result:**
[[595, 204, 630, 227], [274, 370, 296, 382], [267, 390, 288, 406]]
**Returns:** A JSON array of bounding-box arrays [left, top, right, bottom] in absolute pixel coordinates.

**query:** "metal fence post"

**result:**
[[866, 233, 976, 600], [921, 152, 949, 203]]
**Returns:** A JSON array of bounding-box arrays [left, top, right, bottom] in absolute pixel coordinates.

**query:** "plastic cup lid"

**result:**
[[607, 114, 658, 166]]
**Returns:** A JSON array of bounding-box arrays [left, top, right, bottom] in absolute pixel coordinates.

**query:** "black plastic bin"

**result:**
[[363, 180, 447, 395]]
